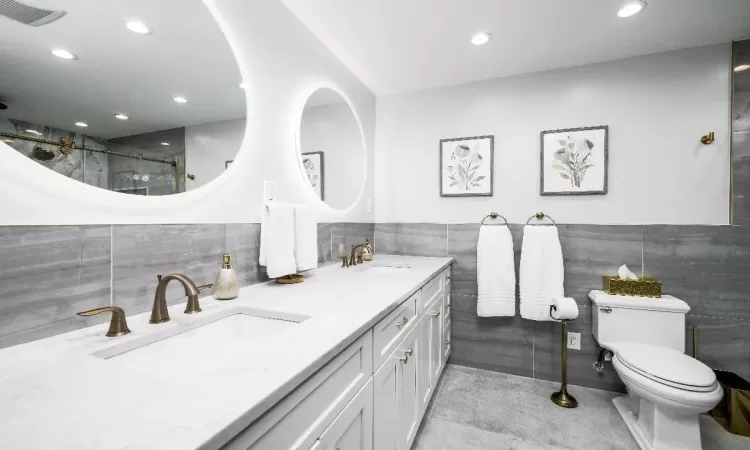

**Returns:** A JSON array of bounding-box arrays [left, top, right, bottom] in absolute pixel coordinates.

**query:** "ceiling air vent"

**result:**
[[0, 0, 66, 26]]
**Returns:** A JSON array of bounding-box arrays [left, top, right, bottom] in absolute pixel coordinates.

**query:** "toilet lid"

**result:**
[[615, 344, 718, 392]]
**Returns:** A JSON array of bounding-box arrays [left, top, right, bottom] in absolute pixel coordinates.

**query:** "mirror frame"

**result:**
[[294, 84, 368, 215]]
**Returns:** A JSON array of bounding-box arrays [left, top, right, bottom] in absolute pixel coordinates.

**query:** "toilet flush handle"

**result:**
[[601, 307, 613, 313]]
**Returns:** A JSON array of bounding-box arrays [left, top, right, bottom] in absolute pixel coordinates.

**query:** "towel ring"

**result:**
[[526, 212, 556, 226], [481, 213, 508, 226]]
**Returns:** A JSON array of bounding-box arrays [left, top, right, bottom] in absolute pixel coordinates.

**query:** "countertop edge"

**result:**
[[202, 256, 454, 450]]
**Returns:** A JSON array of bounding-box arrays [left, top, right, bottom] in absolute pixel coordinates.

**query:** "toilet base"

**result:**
[[613, 396, 703, 450]]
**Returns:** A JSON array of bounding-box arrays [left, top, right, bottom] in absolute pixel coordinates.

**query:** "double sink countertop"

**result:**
[[0, 255, 453, 450]]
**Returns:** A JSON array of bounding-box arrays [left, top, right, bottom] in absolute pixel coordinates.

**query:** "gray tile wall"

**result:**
[[0, 221, 371, 349], [375, 222, 750, 392], [733, 40, 750, 225]]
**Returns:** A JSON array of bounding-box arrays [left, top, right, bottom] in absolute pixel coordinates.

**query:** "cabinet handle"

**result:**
[[396, 317, 409, 327], [398, 354, 409, 364], [404, 348, 413, 356], [428, 309, 441, 317], [446, 339, 451, 346]]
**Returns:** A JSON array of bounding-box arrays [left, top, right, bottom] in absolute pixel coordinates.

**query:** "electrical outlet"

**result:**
[[264, 180, 277, 202], [367, 198, 373, 213], [567, 332, 581, 350]]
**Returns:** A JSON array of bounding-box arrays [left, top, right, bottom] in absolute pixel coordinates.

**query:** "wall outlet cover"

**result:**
[[567, 332, 581, 350], [263, 180, 277, 202]]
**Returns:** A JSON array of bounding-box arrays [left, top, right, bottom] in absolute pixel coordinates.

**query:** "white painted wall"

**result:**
[[0, 0, 375, 225], [374, 44, 731, 225], [185, 117, 245, 191], [300, 102, 365, 211]]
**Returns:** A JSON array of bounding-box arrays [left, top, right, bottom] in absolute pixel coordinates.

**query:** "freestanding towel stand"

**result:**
[[550, 305, 578, 408]]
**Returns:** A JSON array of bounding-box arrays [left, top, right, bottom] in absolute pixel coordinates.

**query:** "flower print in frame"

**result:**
[[302, 151, 324, 200], [440, 135, 494, 197], [540, 126, 608, 196]]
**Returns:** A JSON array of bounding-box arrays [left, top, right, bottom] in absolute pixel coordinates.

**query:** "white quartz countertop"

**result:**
[[0, 255, 452, 450]]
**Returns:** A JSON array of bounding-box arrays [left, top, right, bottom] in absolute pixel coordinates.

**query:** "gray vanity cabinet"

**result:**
[[312, 379, 374, 450]]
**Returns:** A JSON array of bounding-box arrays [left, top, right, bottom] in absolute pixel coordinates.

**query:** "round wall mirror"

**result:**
[[298, 88, 365, 210], [0, 0, 245, 196]]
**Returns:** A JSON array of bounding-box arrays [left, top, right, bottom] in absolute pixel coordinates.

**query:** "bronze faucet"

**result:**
[[77, 306, 131, 337], [150, 274, 213, 324], [349, 239, 373, 266]]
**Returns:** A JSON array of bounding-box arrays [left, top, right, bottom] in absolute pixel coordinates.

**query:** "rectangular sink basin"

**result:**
[[93, 308, 309, 374]]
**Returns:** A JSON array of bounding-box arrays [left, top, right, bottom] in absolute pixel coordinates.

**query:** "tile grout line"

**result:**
[[110, 224, 114, 306]]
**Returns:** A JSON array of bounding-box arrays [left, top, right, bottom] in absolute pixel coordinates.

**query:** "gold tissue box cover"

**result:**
[[603, 276, 661, 298]]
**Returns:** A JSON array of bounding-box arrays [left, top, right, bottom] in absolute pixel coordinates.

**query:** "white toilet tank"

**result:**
[[589, 290, 690, 352]]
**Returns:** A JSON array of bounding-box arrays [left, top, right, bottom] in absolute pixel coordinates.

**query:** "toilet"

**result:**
[[589, 290, 723, 450]]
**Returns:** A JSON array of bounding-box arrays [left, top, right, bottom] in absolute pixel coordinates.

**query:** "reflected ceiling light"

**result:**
[[161, 142, 170, 146], [471, 31, 492, 46], [75, 121, 88, 127], [173, 96, 188, 104], [25, 129, 42, 135], [239, 82, 249, 89], [51, 48, 77, 60], [126, 20, 152, 34], [114, 113, 129, 120], [734, 64, 750, 72], [617, 1, 647, 18]]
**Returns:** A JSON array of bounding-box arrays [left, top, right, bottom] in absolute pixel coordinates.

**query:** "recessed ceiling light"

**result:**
[[126, 20, 152, 35], [114, 113, 129, 120], [173, 96, 188, 104], [617, 1, 647, 18], [161, 142, 170, 146], [75, 121, 88, 127], [25, 129, 42, 135], [51, 48, 77, 60], [735, 64, 750, 72], [471, 31, 492, 46]]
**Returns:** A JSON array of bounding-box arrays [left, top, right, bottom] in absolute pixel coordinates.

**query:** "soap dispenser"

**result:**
[[214, 254, 239, 300]]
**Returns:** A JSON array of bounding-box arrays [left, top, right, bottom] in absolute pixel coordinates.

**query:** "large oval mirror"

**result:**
[[298, 88, 365, 210], [0, 0, 245, 196]]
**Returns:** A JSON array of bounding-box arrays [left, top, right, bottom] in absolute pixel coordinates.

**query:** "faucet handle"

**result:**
[[196, 283, 214, 293], [77, 306, 131, 337]]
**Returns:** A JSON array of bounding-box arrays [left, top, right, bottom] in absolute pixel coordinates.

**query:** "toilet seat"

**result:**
[[614, 343, 718, 393]]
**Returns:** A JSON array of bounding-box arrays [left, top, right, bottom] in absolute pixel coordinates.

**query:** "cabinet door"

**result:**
[[443, 320, 451, 363], [374, 352, 400, 450], [418, 313, 432, 416], [399, 323, 422, 450], [428, 295, 444, 383], [317, 379, 373, 450]]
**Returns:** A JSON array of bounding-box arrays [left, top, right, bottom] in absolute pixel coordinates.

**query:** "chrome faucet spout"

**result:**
[[150, 273, 202, 324]]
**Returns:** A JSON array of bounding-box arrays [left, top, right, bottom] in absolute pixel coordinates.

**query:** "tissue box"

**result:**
[[602, 276, 661, 298]]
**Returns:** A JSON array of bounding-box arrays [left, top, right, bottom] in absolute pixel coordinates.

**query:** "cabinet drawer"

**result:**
[[373, 292, 418, 370], [224, 331, 373, 450], [418, 273, 443, 313]]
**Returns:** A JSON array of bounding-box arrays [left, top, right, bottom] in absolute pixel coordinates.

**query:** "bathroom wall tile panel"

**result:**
[[0, 226, 111, 348], [224, 223, 267, 287], [317, 223, 333, 263], [332, 223, 374, 254], [643, 225, 750, 319], [532, 306, 625, 393], [374, 223, 447, 257], [449, 293, 534, 378], [112, 224, 226, 315], [446, 223, 522, 297], [556, 225, 643, 306], [686, 315, 750, 381]]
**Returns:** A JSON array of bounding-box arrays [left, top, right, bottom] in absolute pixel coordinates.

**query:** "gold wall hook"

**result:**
[[701, 132, 715, 145]]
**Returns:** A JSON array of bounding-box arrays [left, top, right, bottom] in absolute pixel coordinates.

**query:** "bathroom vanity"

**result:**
[[0, 256, 452, 450]]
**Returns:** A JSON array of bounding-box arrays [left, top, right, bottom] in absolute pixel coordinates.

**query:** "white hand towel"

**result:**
[[294, 206, 318, 272], [259, 202, 297, 279], [476, 225, 516, 317], [550, 296, 579, 321], [520, 225, 564, 321]]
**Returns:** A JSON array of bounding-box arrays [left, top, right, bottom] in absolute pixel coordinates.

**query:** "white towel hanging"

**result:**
[[476, 224, 516, 317], [520, 225, 564, 321]]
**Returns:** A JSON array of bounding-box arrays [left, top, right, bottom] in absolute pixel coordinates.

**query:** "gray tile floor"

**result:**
[[414, 365, 750, 450]]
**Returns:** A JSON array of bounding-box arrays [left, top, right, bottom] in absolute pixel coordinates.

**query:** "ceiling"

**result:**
[[0, 0, 244, 139], [282, 0, 750, 96]]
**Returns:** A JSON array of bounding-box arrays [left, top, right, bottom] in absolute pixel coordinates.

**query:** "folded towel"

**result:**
[[259, 202, 297, 279], [550, 296, 579, 321], [477, 225, 516, 317], [294, 206, 318, 272], [520, 225, 564, 321]]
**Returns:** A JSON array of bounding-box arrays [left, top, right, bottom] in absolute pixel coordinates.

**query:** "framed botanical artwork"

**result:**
[[540, 125, 608, 196], [302, 151, 324, 200], [225, 160, 233, 169], [440, 135, 494, 197]]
